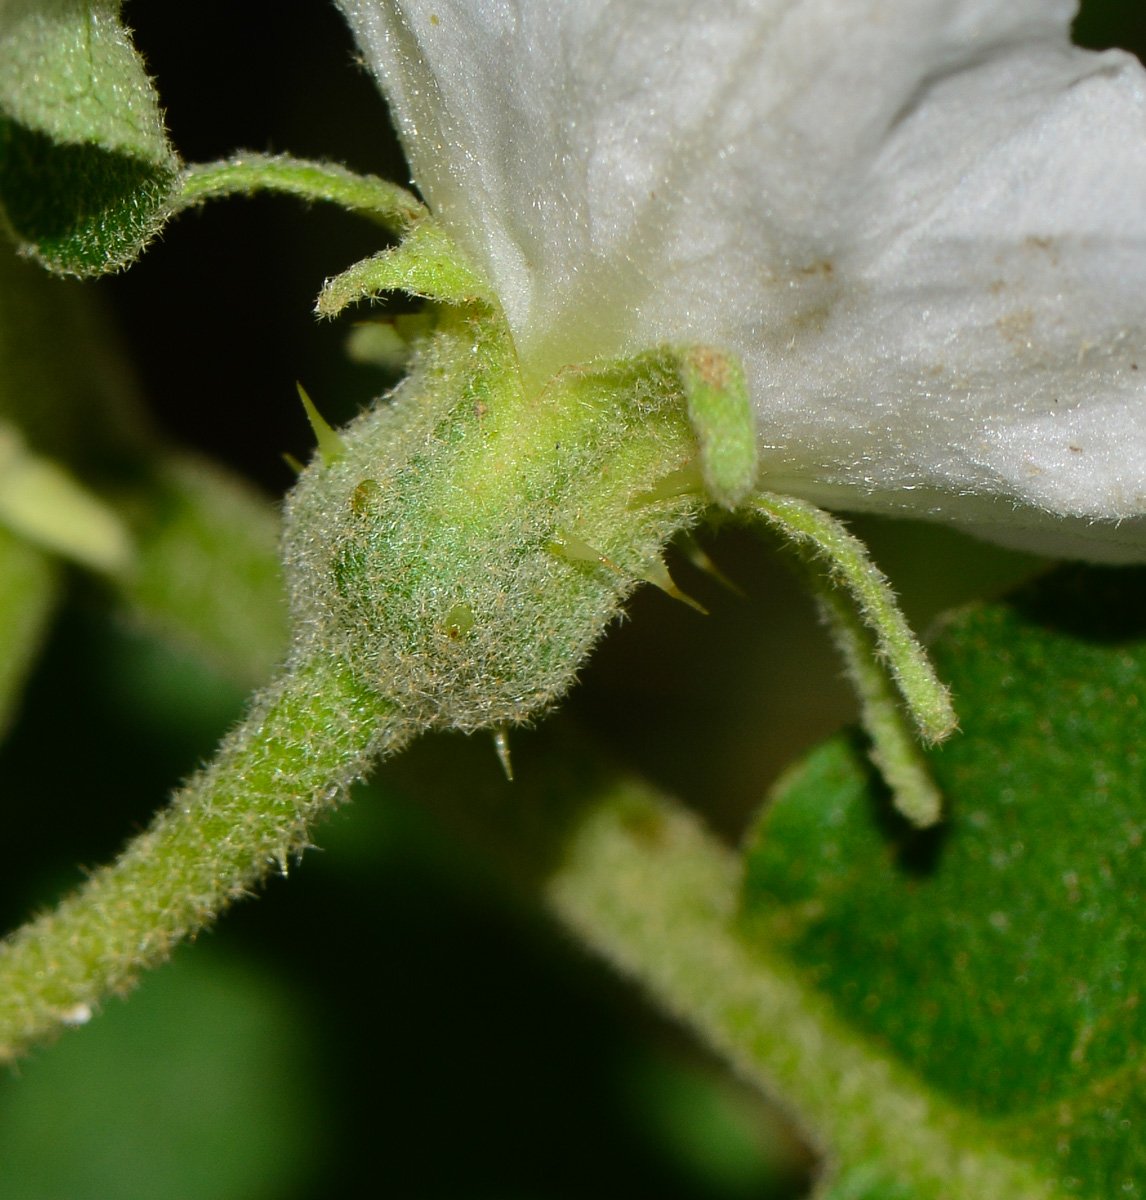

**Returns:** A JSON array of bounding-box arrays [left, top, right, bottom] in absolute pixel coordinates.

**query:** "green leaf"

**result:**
[[0, 523, 57, 740], [0, 420, 134, 572], [0, 949, 320, 1200], [0, 242, 149, 472], [0, 0, 179, 276], [741, 565, 1146, 1197], [121, 455, 288, 689]]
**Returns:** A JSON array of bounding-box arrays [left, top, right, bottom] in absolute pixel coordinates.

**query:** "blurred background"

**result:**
[[0, 2, 1140, 1196]]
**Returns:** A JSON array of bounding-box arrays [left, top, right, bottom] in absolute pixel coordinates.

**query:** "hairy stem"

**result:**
[[809, 574, 944, 827], [389, 728, 1054, 1198], [0, 655, 402, 1059], [751, 492, 955, 746], [546, 784, 1053, 1200], [176, 153, 427, 231]]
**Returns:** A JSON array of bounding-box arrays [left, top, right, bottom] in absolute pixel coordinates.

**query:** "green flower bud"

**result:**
[[283, 307, 703, 735]]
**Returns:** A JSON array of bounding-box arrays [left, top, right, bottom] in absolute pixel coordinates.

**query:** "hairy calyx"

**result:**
[[0, 155, 953, 1060]]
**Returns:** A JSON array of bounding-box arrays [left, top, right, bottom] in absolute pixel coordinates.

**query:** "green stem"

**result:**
[[0, 655, 403, 1060], [315, 221, 493, 314], [176, 153, 427, 232], [810, 574, 944, 827], [546, 786, 1054, 1200], [751, 493, 956, 745]]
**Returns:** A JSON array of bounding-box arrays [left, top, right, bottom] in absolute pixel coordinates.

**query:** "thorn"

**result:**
[[546, 528, 625, 575], [628, 461, 705, 509], [639, 557, 708, 615], [282, 452, 304, 476], [492, 727, 514, 781], [677, 531, 746, 597], [548, 527, 706, 612], [296, 382, 345, 465]]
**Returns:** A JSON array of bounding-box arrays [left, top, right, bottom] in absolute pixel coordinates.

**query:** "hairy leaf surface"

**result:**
[[0, 0, 178, 275], [742, 566, 1146, 1196]]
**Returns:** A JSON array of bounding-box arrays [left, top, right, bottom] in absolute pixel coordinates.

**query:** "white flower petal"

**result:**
[[688, 44, 1146, 561], [339, 0, 1146, 559], [337, 0, 1073, 361]]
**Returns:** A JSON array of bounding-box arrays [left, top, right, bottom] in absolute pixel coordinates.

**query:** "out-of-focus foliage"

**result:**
[[0, 950, 320, 1200], [0, 527, 55, 739]]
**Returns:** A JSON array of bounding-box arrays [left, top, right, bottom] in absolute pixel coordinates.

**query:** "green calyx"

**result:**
[[267, 177, 954, 812], [283, 307, 708, 734], [0, 155, 968, 1058]]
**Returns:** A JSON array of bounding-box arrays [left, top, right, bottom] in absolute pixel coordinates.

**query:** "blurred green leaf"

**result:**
[[0, 0, 179, 276], [0, 421, 134, 573], [618, 1051, 805, 1197], [0, 243, 146, 474], [0, 949, 321, 1200], [742, 565, 1146, 1197], [0, 239, 285, 688], [121, 455, 287, 688], [0, 525, 56, 741]]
